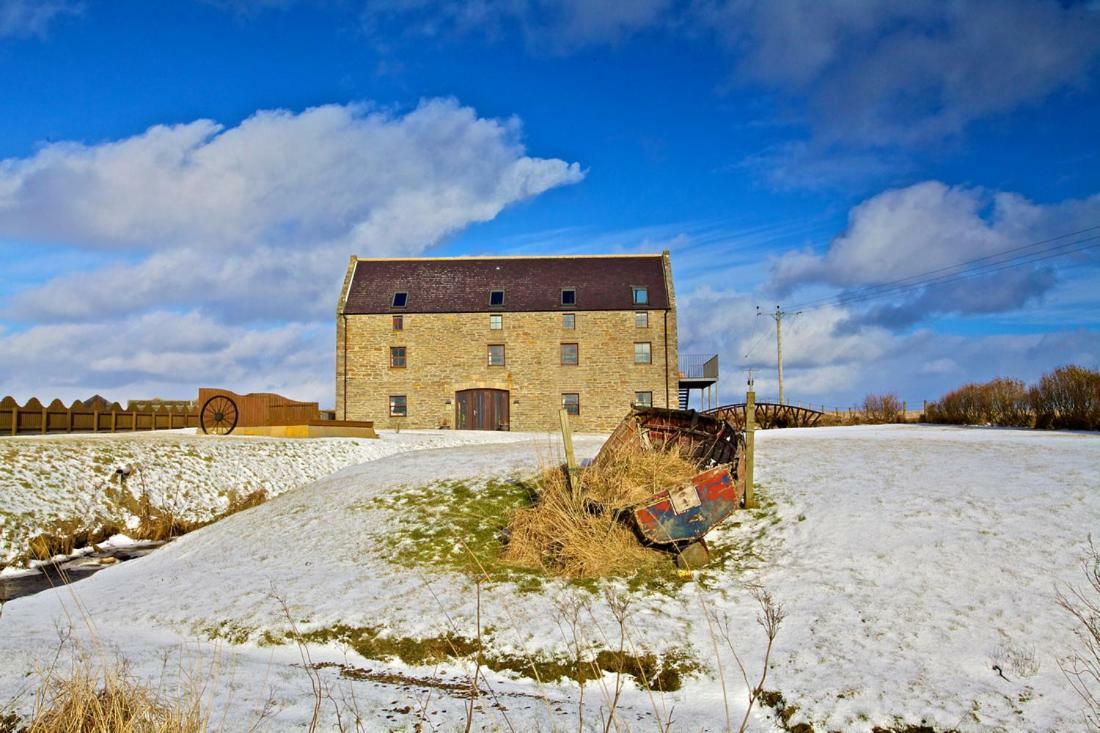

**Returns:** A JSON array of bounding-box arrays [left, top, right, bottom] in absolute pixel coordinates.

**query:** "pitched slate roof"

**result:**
[[343, 255, 671, 314]]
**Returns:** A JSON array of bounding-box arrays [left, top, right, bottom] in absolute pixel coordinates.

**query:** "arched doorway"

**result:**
[[455, 389, 510, 430]]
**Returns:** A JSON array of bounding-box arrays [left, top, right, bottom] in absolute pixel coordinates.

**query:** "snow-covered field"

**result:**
[[1, 425, 1098, 731], [0, 428, 536, 568]]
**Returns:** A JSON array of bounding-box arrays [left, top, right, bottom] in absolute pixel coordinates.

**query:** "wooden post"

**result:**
[[131, 411, 137, 431], [744, 389, 756, 509], [41, 408, 47, 434], [559, 408, 579, 501], [10, 406, 16, 436], [66, 408, 73, 433], [110, 410, 117, 432], [93, 409, 99, 433]]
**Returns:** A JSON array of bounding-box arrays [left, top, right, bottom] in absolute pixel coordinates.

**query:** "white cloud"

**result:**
[[0, 0, 79, 38], [1, 99, 583, 323], [766, 181, 1100, 325], [0, 311, 332, 405]]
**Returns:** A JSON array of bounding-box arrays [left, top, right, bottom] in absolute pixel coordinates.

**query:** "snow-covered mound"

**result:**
[[0, 428, 534, 567], [0, 425, 1097, 731]]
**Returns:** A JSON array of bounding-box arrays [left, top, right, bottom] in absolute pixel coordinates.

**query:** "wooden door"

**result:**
[[455, 389, 510, 430]]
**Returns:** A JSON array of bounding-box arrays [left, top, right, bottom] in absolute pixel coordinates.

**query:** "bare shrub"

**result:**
[[701, 588, 786, 733], [985, 378, 1032, 427], [861, 393, 902, 423], [927, 377, 1032, 427], [1058, 537, 1100, 729], [1031, 365, 1100, 430]]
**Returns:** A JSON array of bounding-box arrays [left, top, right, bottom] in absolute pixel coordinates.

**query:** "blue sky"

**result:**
[[1, 0, 1098, 407]]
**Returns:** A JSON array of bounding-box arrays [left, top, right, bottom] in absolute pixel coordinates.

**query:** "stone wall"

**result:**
[[336, 309, 677, 432]]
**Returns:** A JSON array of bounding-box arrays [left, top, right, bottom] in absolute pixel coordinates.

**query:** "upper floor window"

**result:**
[[562, 313, 575, 329], [561, 288, 576, 306], [390, 346, 407, 368], [634, 312, 648, 328], [392, 315, 404, 331], [634, 391, 653, 407], [561, 343, 579, 366], [562, 393, 580, 416], [634, 342, 652, 364], [489, 314, 503, 330], [632, 287, 649, 306], [392, 291, 408, 308], [489, 289, 505, 307], [488, 344, 506, 366]]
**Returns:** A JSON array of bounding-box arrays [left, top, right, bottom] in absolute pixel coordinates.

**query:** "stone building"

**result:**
[[335, 252, 714, 432]]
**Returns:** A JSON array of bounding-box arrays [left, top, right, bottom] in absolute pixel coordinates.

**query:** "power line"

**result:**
[[785, 225, 1100, 311], [787, 224, 1100, 309], [809, 236, 1100, 310]]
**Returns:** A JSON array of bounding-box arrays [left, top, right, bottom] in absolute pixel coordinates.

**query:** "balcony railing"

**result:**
[[678, 353, 719, 380]]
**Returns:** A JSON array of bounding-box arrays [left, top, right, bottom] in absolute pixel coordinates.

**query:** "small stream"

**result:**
[[0, 542, 167, 603]]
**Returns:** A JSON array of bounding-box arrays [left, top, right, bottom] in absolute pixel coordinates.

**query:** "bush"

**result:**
[[927, 378, 1029, 427], [861, 393, 902, 423], [1030, 365, 1100, 430]]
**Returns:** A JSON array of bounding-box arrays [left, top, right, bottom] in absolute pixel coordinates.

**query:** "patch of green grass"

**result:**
[[294, 624, 699, 691], [367, 477, 779, 596], [365, 477, 547, 589]]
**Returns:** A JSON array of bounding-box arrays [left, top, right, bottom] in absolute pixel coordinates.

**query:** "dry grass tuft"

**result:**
[[503, 441, 700, 579], [582, 441, 699, 507], [26, 659, 208, 733]]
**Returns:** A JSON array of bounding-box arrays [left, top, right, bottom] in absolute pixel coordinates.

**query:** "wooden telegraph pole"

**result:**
[[757, 306, 800, 405], [744, 369, 756, 509]]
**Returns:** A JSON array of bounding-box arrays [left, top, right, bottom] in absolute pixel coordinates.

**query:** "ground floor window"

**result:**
[[562, 393, 580, 415], [389, 395, 407, 417], [634, 391, 653, 407]]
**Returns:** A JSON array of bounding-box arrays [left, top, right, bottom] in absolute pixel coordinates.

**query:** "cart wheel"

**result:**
[[674, 540, 710, 570], [200, 395, 238, 435]]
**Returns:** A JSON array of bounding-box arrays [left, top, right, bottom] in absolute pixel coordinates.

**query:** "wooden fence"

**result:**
[[1, 396, 199, 436]]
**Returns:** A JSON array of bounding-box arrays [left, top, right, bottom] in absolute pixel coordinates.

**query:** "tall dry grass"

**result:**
[[581, 442, 699, 507], [503, 464, 664, 579]]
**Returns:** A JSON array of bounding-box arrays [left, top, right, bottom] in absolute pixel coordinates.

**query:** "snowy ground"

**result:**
[[0, 428, 537, 568], [0, 425, 1098, 731]]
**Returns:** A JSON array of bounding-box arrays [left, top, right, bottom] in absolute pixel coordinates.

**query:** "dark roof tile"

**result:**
[[344, 255, 670, 314]]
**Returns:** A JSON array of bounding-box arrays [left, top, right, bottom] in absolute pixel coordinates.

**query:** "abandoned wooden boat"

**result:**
[[590, 407, 747, 568]]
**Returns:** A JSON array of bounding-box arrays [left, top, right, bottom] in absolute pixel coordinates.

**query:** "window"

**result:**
[[634, 312, 648, 328], [392, 291, 408, 308], [634, 391, 653, 407], [562, 313, 575, 329], [392, 315, 404, 331], [489, 314, 503, 330], [561, 288, 576, 306], [632, 287, 649, 305], [561, 343, 579, 365], [489, 289, 505, 307], [488, 344, 506, 366], [390, 346, 407, 368], [389, 395, 407, 417], [562, 393, 580, 416], [634, 342, 652, 364]]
